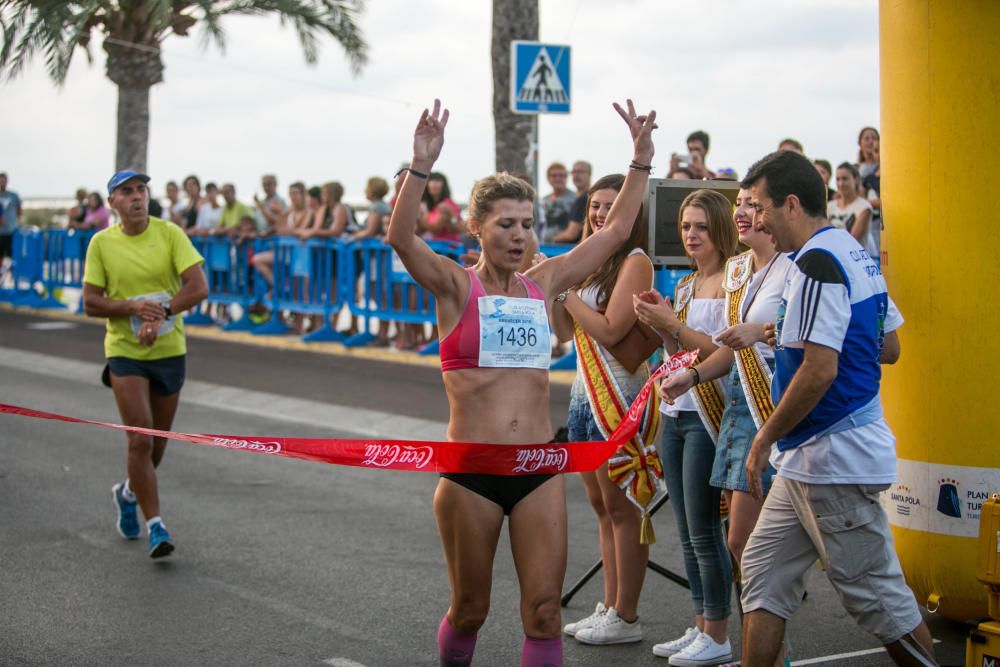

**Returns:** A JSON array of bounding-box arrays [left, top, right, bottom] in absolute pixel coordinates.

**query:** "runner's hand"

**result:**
[[138, 319, 162, 347], [412, 99, 450, 167], [612, 99, 657, 165], [133, 300, 165, 321]]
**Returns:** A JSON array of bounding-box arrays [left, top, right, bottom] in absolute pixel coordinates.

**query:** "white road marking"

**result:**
[[26, 321, 78, 330], [791, 647, 886, 665], [790, 638, 941, 666], [0, 348, 447, 441], [323, 659, 370, 667]]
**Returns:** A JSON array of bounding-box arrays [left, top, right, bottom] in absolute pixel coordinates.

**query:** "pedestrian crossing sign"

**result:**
[[511, 41, 571, 114]]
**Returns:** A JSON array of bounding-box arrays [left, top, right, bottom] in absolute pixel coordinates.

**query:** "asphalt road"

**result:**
[[0, 309, 969, 665]]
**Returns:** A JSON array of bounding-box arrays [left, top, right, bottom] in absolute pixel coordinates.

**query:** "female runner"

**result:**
[[387, 98, 656, 667]]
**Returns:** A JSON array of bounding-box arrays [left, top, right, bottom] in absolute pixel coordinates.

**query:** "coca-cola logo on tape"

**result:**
[[513, 447, 569, 473], [212, 437, 282, 454], [361, 443, 434, 469]]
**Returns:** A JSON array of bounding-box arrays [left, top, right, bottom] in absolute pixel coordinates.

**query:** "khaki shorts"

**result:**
[[740, 476, 922, 644]]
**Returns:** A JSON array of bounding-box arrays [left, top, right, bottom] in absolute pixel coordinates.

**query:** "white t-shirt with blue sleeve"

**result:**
[[769, 227, 902, 485]]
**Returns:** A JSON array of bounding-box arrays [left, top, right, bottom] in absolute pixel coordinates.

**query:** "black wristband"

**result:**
[[689, 366, 701, 385], [629, 160, 653, 173], [394, 167, 429, 180]]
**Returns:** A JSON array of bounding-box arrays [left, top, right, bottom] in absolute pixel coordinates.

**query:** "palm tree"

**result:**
[[491, 0, 537, 176], [0, 1, 368, 172]]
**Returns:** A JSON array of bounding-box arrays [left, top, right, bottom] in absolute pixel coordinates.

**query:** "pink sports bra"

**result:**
[[440, 267, 548, 372]]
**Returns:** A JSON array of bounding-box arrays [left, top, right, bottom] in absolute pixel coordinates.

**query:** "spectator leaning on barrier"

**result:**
[[354, 177, 392, 240], [68, 187, 89, 229], [541, 161, 577, 243], [82, 169, 208, 561], [0, 171, 22, 262], [420, 172, 463, 243], [82, 192, 111, 231], [218, 183, 255, 237], [252, 181, 310, 287], [254, 173, 287, 234], [552, 160, 592, 244], [738, 150, 934, 667], [193, 182, 222, 235], [165, 180, 183, 227], [179, 175, 202, 232]]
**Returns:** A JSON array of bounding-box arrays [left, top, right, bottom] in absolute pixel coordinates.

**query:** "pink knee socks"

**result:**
[[520, 637, 562, 667], [437, 616, 477, 667]]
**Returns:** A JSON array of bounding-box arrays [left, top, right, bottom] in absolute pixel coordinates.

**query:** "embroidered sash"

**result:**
[[574, 321, 664, 544], [723, 252, 776, 430], [674, 273, 726, 442]]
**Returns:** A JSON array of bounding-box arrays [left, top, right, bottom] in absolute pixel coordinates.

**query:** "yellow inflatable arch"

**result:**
[[880, 0, 1000, 621]]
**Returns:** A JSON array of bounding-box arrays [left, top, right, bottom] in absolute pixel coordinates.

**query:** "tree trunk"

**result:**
[[492, 1, 538, 177], [103, 38, 164, 173], [115, 86, 151, 172]]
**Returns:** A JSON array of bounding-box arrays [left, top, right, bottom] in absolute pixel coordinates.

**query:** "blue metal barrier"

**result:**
[[655, 267, 690, 299], [8, 229, 47, 308], [9, 227, 695, 374], [40, 229, 96, 309], [340, 238, 464, 351]]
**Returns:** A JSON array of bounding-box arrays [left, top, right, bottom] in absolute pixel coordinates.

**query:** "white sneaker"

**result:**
[[575, 607, 643, 645], [562, 602, 607, 637], [652, 627, 701, 658], [668, 632, 733, 666]]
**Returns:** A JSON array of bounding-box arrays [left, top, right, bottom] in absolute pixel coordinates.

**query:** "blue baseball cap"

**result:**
[[107, 170, 150, 195]]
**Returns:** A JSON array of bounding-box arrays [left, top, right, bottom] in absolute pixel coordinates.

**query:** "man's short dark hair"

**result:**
[[741, 151, 827, 219], [687, 130, 710, 153]]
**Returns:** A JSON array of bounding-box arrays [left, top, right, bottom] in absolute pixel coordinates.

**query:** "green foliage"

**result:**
[[0, 0, 368, 85]]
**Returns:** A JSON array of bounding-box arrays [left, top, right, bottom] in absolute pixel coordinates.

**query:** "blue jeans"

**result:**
[[661, 411, 732, 620]]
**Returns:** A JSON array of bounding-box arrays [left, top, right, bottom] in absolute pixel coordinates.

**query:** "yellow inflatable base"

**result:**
[[894, 526, 987, 622]]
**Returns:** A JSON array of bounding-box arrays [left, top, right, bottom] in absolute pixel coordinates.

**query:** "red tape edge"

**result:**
[[0, 351, 698, 475]]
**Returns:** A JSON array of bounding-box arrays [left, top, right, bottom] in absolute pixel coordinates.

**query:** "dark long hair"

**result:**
[[422, 172, 451, 209], [577, 174, 648, 308]]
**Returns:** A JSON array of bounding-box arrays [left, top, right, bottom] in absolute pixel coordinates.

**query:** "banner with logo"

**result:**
[[0, 350, 698, 476]]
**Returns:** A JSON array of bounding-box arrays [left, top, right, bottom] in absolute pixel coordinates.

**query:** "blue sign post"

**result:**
[[510, 41, 571, 114]]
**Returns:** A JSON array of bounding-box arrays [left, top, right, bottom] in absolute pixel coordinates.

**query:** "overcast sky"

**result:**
[[1, 0, 879, 204]]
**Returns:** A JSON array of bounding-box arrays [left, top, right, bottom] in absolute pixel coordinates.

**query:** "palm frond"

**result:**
[[197, 0, 368, 73], [0, 1, 108, 84]]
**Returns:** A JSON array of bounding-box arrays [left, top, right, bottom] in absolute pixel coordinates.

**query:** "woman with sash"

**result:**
[[387, 99, 657, 667], [634, 189, 738, 665], [550, 173, 657, 646], [661, 187, 792, 568]]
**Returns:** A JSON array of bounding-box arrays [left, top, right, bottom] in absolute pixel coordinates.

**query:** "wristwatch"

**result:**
[[163, 303, 173, 319], [555, 290, 570, 303]]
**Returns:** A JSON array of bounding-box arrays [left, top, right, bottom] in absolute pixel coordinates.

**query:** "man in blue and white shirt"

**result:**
[[737, 151, 935, 667]]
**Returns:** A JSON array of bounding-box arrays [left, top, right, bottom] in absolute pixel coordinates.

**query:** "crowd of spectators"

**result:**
[[0, 124, 880, 349]]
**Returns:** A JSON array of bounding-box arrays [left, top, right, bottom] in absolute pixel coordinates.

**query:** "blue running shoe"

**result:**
[[148, 523, 174, 559], [111, 482, 140, 539]]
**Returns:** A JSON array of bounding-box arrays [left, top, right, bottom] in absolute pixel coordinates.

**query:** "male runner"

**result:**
[[83, 170, 208, 558]]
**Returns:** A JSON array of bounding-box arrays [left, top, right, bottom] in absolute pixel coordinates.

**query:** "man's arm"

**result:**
[[745, 342, 839, 499]]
